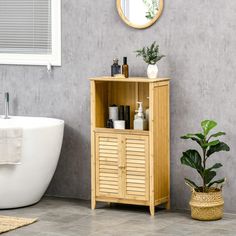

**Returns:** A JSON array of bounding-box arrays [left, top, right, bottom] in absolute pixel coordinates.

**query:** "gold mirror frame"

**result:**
[[116, 0, 163, 29]]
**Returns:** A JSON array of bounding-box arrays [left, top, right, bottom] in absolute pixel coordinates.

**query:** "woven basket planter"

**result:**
[[189, 188, 224, 221]]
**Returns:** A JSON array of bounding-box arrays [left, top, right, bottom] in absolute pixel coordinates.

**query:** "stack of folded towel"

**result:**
[[0, 127, 23, 165]]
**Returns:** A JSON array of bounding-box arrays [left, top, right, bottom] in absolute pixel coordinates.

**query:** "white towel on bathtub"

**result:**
[[0, 127, 23, 164]]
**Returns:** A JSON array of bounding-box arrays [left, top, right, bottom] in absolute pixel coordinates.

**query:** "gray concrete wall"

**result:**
[[0, 0, 235, 212]]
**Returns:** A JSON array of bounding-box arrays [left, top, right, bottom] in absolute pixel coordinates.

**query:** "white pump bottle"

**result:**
[[134, 102, 148, 130]]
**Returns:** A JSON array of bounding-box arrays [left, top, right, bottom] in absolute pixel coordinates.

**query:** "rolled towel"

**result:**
[[0, 127, 23, 165]]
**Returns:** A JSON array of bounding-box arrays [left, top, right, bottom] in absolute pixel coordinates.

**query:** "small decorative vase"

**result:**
[[147, 64, 158, 79]]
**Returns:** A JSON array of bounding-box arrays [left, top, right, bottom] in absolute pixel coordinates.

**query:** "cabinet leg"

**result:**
[[91, 199, 96, 210], [149, 205, 155, 216], [166, 199, 171, 210]]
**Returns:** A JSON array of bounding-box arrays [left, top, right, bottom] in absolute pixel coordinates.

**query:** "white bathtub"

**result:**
[[0, 116, 64, 209]]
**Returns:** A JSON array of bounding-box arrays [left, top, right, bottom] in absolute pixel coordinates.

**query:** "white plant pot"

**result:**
[[147, 64, 158, 79]]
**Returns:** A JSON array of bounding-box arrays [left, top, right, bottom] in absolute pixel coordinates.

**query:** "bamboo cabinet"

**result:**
[[89, 77, 170, 216]]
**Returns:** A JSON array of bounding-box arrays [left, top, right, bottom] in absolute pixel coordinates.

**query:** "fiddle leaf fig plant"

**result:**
[[181, 120, 230, 192]]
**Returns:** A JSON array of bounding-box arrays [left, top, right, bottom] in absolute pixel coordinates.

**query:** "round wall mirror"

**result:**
[[116, 0, 163, 29]]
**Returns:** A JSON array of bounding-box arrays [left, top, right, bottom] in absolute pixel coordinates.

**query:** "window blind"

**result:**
[[0, 0, 51, 54]]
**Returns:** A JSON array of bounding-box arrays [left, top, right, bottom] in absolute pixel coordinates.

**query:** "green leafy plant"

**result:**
[[143, 0, 158, 20], [181, 120, 230, 193], [135, 41, 165, 65]]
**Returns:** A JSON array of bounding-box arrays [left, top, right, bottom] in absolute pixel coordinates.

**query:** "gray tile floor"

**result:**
[[1, 197, 236, 236]]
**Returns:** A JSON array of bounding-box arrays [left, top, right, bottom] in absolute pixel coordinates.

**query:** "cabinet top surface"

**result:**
[[88, 76, 170, 83]]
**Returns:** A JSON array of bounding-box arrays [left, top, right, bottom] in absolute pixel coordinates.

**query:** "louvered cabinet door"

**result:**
[[95, 134, 121, 198], [124, 135, 149, 201]]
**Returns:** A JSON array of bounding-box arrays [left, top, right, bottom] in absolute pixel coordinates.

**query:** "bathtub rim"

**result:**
[[0, 115, 64, 130]]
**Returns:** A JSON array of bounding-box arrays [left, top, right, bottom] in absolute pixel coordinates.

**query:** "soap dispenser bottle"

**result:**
[[134, 102, 147, 130]]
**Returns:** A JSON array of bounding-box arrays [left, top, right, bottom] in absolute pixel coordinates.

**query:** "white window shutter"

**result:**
[[0, 0, 52, 54]]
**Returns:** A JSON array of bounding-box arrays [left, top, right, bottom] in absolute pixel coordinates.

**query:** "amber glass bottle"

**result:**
[[122, 57, 129, 78]]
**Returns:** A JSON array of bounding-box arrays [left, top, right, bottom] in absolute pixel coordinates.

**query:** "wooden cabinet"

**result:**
[[90, 77, 170, 216]]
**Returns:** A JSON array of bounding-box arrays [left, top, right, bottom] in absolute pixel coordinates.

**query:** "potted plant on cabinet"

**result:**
[[180, 120, 230, 221], [135, 41, 165, 79]]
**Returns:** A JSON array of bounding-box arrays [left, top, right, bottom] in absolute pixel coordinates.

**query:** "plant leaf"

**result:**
[[207, 163, 223, 171], [202, 140, 220, 148], [201, 120, 217, 136], [184, 178, 200, 191], [194, 133, 205, 139], [150, 41, 155, 51], [181, 150, 203, 174], [206, 142, 230, 157], [181, 133, 204, 140], [156, 55, 165, 61], [208, 132, 226, 140], [204, 170, 216, 184], [208, 178, 225, 188], [181, 134, 203, 147]]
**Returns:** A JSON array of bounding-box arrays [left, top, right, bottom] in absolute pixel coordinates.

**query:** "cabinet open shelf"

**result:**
[[90, 76, 170, 216], [91, 77, 153, 129]]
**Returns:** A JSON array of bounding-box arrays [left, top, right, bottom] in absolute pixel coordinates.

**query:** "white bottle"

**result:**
[[134, 102, 147, 130]]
